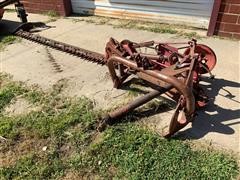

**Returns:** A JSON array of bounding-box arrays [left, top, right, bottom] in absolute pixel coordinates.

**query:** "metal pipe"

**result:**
[[98, 85, 173, 131], [137, 53, 168, 61], [109, 84, 172, 120], [133, 41, 155, 48]]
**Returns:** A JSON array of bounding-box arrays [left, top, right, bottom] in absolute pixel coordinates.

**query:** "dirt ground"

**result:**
[[0, 12, 239, 153]]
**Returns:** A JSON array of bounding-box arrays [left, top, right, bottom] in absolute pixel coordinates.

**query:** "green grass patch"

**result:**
[[127, 84, 145, 97], [0, 76, 96, 140], [0, 74, 239, 179], [0, 36, 20, 51], [0, 153, 65, 179], [0, 75, 27, 112], [71, 16, 202, 39], [43, 10, 60, 18], [3, 8, 16, 13], [69, 124, 239, 179], [42, 10, 60, 23]]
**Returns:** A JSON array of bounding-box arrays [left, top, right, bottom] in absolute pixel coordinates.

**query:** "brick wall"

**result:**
[[22, 0, 72, 16], [214, 0, 240, 38]]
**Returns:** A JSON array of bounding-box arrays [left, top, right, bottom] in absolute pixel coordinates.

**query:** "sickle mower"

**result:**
[[99, 38, 217, 137], [7, 17, 217, 137]]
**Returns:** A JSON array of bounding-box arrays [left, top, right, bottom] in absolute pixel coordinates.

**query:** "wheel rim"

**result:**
[[184, 44, 217, 74]]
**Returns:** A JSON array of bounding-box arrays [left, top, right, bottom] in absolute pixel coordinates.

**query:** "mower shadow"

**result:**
[[119, 77, 240, 139], [0, 19, 21, 35], [176, 77, 240, 139]]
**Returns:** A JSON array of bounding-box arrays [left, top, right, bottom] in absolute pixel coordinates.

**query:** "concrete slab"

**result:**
[[1, 12, 239, 153]]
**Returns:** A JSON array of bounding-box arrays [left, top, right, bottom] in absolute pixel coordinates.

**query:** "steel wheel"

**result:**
[[184, 44, 217, 74]]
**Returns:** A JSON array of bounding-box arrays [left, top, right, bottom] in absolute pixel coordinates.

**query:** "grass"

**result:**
[[71, 16, 203, 39], [70, 124, 239, 179], [0, 36, 20, 51], [42, 10, 60, 23], [43, 10, 60, 18], [1, 153, 65, 179], [3, 8, 16, 13], [127, 84, 146, 97], [0, 74, 239, 179]]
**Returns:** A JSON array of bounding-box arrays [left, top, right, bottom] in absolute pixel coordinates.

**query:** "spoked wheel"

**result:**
[[164, 97, 193, 138], [184, 44, 217, 74]]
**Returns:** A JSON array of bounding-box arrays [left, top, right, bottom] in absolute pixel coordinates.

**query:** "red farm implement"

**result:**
[[1, 7, 217, 137]]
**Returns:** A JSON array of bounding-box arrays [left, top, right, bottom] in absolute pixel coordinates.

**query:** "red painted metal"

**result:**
[[184, 44, 217, 74], [103, 38, 216, 137]]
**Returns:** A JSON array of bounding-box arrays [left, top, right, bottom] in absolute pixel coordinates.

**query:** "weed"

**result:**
[[42, 10, 60, 23], [0, 80, 26, 112], [72, 16, 204, 39], [71, 18, 84, 23], [85, 19, 95, 24], [43, 10, 59, 18], [127, 84, 146, 97], [0, 36, 20, 51], [177, 31, 201, 39]]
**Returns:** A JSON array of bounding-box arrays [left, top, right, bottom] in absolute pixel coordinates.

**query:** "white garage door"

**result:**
[[71, 0, 214, 29]]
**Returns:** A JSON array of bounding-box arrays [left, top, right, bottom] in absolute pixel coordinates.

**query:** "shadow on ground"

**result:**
[[117, 76, 240, 140], [0, 19, 21, 35], [177, 77, 240, 139]]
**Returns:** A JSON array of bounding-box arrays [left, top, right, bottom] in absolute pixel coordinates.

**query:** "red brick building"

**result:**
[[22, 0, 72, 16], [22, 0, 240, 39], [208, 0, 240, 38]]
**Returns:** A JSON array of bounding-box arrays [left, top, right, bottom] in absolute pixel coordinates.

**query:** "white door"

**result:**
[[71, 0, 214, 28]]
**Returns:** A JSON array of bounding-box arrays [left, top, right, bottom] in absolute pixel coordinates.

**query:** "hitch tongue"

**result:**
[[98, 85, 173, 132]]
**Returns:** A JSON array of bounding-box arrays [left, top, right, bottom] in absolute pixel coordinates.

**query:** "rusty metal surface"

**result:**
[[71, 0, 214, 28], [98, 84, 173, 132]]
